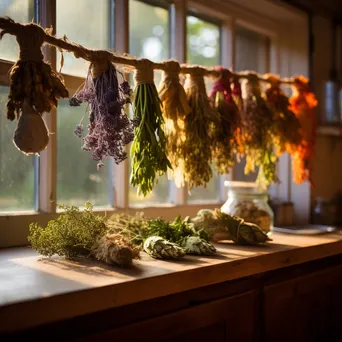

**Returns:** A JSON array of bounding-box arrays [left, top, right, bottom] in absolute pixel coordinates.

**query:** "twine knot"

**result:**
[[162, 60, 181, 83], [242, 73, 261, 99], [134, 59, 154, 85], [185, 67, 206, 93], [90, 50, 111, 78], [265, 74, 281, 88], [17, 23, 45, 61]]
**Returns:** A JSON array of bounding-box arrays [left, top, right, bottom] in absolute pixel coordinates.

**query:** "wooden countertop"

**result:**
[[0, 232, 341, 334]]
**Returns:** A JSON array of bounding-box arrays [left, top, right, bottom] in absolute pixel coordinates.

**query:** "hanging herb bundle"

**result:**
[[241, 73, 278, 189], [182, 67, 220, 188], [130, 59, 171, 196], [209, 67, 241, 174], [232, 77, 244, 113], [289, 76, 318, 184], [70, 57, 135, 169], [158, 60, 191, 187], [28, 202, 140, 267], [0, 18, 68, 154], [264, 74, 302, 155]]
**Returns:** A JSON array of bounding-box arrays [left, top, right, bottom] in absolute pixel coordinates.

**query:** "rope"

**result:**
[[161, 60, 181, 82], [134, 59, 154, 85], [0, 17, 300, 85]]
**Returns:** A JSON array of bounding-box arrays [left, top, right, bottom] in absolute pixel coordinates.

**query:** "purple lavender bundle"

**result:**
[[70, 61, 135, 169]]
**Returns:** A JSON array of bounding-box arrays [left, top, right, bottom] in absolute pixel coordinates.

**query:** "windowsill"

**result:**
[[0, 204, 225, 248], [0, 232, 341, 334]]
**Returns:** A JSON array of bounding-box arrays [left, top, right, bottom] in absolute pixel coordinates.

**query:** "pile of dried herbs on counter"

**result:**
[[28, 201, 271, 267]]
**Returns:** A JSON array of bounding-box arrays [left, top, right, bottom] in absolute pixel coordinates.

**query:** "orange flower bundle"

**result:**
[[289, 76, 318, 184], [264, 74, 302, 155]]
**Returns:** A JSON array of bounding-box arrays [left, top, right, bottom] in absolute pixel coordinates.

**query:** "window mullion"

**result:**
[[113, 0, 130, 209], [37, 0, 57, 213], [168, 0, 188, 205], [218, 17, 235, 202]]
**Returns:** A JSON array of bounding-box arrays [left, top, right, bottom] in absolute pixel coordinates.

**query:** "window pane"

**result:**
[[129, 0, 170, 206], [57, 100, 110, 207], [0, 0, 35, 61], [0, 85, 36, 211], [187, 15, 220, 203], [234, 26, 270, 182], [56, 0, 111, 77], [235, 26, 269, 74]]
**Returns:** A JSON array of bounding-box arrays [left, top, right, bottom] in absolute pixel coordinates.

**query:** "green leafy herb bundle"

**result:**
[[28, 202, 139, 266], [130, 59, 171, 197]]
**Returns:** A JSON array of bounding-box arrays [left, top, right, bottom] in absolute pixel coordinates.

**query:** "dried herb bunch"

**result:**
[[183, 67, 220, 188], [241, 73, 278, 189], [209, 67, 241, 174], [186, 209, 271, 245], [28, 202, 139, 267], [130, 59, 171, 196], [0, 18, 68, 154], [158, 61, 191, 187], [0, 18, 68, 121], [70, 59, 135, 170], [289, 76, 317, 184], [264, 74, 302, 155]]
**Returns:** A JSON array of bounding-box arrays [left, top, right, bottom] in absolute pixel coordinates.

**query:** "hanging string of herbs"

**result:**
[[130, 59, 171, 196], [182, 67, 220, 189], [209, 67, 241, 174], [241, 73, 278, 189], [158, 60, 191, 187]]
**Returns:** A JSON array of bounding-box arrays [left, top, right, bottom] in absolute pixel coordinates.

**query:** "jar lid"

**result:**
[[224, 181, 266, 196]]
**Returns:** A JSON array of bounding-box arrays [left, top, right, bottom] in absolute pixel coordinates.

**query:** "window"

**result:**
[[0, 0, 35, 62], [0, 0, 311, 245], [0, 1, 37, 212], [56, 0, 112, 207], [233, 25, 270, 182], [56, 101, 111, 207], [129, 0, 171, 206], [0, 86, 37, 211], [56, 0, 111, 77], [186, 14, 221, 203]]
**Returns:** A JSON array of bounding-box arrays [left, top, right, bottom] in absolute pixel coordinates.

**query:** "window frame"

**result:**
[[0, 0, 310, 247]]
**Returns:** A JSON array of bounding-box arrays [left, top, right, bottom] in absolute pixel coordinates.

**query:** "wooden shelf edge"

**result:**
[[317, 125, 342, 137]]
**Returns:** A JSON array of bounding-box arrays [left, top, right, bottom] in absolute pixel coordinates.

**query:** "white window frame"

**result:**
[[0, 0, 310, 248]]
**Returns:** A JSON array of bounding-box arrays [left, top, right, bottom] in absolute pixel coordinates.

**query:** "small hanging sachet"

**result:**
[[70, 51, 135, 170], [241, 72, 278, 189], [182, 66, 220, 189], [158, 60, 191, 187], [0, 18, 69, 154], [289, 76, 318, 184], [209, 67, 241, 174], [130, 59, 171, 196], [264, 74, 302, 156]]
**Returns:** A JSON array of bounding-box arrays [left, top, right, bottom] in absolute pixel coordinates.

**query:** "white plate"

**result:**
[[273, 225, 337, 235]]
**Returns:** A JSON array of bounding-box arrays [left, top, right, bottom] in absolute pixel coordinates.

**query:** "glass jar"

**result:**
[[221, 181, 274, 235]]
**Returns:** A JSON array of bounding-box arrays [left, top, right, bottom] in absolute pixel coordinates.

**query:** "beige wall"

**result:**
[[311, 15, 342, 202]]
